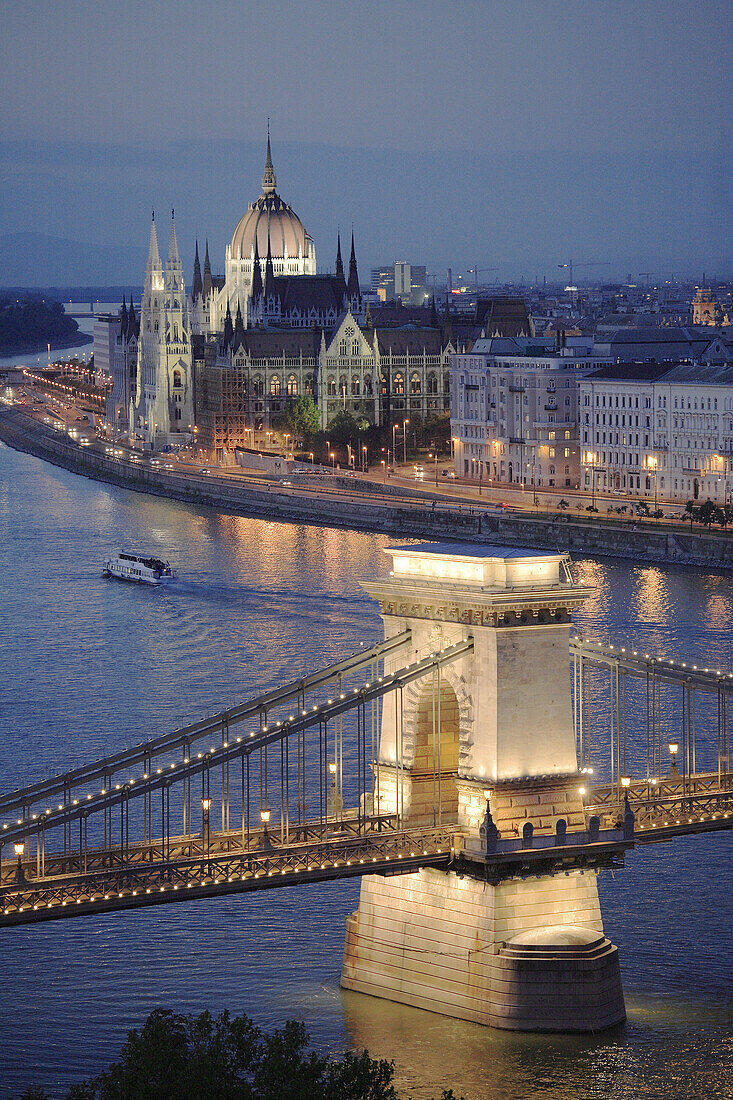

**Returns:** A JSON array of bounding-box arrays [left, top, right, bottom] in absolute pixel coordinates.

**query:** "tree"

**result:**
[[17, 1008, 464, 1100], [697, 499, 716, 527], [558, 499, 569, 510], [287, 396, 320, 438], [685, 500, 699, 528], [326, 410, 358, 444]]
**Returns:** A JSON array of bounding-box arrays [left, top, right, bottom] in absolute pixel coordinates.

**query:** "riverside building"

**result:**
[[450, 336, 610, 490], [579, 361, 733, 504]]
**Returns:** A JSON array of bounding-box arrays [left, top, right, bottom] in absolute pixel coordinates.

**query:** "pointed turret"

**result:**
[[146, 211, 161, 275], [202, 239, 212, 298], [264, 232, 275, 299], [192, 240, 203, 300], [168, 208, 180, 264], [347, 230, 360, 299], [233, 301, 245, 348], [223, 300, 233, 349], [430, 294, 438, 326], [335, 231, 344, 280], [127, 298, 137, 340], [250, 235, 263, 299], [120, 294, 128, 336], [262, 121, 277, 195]]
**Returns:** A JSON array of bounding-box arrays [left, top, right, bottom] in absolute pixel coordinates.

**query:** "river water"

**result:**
[[0, 441, 730, 1100]]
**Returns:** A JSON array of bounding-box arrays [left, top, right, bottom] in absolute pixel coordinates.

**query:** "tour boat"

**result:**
[[103, 552, 175, 585]]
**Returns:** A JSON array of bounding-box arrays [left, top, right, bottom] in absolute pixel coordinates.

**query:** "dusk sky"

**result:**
[[1, 0, 730, 285]]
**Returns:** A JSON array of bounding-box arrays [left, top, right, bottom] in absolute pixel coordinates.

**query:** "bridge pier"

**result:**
[[341, 543, 626, 1032]]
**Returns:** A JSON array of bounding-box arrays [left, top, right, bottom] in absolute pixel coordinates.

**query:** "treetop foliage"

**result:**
[[18, 1007, 464, 1100]]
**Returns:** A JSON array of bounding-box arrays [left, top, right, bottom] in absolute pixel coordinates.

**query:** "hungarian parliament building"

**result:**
[[95, 134, 530, 454]]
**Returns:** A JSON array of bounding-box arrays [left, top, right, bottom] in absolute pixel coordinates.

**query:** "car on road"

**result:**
[[149, 458, 161, 466], [442, 470, 456, 478], [163, 463, 174, 470], [200, 468, 211, 476]]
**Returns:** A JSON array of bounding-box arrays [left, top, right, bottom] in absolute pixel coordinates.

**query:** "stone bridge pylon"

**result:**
[[341, 542, 626, 1032]]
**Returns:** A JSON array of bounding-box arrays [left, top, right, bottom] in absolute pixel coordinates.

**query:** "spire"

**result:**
[[202, 239, 212, 297], [250, 235, 263, 298], [120, 294, 128, 335], [127, 298, 137, 339], [233, 301, 245, 347], [347, 230, 360, 298], [264, 231, 275, 298], [146, 211, 161, 273], [192, 239, 203, 300], [430, 293, 438, 326], [168, 208, 180, 264], [262, 120, 276, 194], [223, 300, 233, 349], [335, 231, 344, 279]]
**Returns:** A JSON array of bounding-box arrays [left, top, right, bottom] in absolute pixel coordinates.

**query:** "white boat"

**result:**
[[103, 552, 175, 585]]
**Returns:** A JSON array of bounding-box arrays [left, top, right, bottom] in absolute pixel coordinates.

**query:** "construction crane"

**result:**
[[558, 260, 611, 307], [467, 265, 500, 290]]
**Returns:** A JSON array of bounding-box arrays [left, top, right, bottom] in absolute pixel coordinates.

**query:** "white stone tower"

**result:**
[[132, 211, 194, 446], [342, 542, 627, 1032]]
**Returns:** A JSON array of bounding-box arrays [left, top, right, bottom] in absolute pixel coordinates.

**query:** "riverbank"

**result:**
[[0, 330, 92, 360], [2, 406, 733, 570]]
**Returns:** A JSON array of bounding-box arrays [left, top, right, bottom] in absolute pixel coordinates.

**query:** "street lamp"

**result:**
[[329, 450, 335, 470], [392, 423, 398, 468], [201, 797, 211, 861], [668, 741, 680, 776], [429, 451, 438, 486], [260, 807, 273, 849], [403, 418, 409, 464], [362, 443, 368, 471], [14, 841, 26, 884]]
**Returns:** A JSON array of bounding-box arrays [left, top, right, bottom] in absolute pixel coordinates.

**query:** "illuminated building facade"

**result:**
[[451, 337, 610, 489]]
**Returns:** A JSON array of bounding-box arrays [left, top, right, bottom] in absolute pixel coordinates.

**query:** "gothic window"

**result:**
[[173, 369, 182, 388], [339, 339, 348, 356], [381, 373, 388, 395], [351, 376, 360, 396], [352, 339, 360, 357], [173, 325, 179, 343], [427, 373, 437, 395], [270, 375, 281, 396], [410, 373, 421, 394], [253, 376, 264, 397], [394, 373, 404, 396], [345, 326, 355, 337], [287, 375, 298, 397], [173, 300, 179, 309], [305, 375, 314, 397], [328, 375, 336, 396], [154, 321, 159, 332], [174, 408, 181, 420], [364, 375, 373, 396]]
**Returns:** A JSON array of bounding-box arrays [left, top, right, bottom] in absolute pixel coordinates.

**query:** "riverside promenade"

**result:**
[[2, 406, 733, 571]]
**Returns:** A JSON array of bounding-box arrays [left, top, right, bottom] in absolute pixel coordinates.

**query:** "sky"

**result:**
[[0, 0, 730, 286]]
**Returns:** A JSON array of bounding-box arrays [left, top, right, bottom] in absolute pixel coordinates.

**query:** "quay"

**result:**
[[2, 405, 733, 570]]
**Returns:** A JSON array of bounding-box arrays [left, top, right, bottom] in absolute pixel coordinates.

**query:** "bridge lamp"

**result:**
[[14, 841, 26, 884], [668, 742, 680, 775], [578, 787, 586, 797], [621, 777, 631, 788]]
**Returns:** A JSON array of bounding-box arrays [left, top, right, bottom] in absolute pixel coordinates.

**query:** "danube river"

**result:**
[[0, 442, 731, 1099]]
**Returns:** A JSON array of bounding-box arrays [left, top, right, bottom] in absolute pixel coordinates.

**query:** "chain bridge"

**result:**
[[1, 543, 731, 1033]]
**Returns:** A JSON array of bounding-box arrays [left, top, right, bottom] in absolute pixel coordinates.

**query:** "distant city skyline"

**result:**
[[0, 1, 730, 284]]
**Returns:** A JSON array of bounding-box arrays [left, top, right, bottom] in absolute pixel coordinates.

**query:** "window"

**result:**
[[352, 339, 360, 357], [173, 369, 182, 388], [351, 376, 360, 395], [328, 375, 336, 396], [287, 375, 298, 397], [270, 375, 281, 396], [410, 373, 421, 394], [394, 373, 404, 396], [364, 375, 373, 396]]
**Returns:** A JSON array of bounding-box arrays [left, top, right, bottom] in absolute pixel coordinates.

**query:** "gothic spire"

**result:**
[[347, 230, 360, 298], [335, 231, 344, 280], [192, 239, 203, 300], [262, 120, 276, 195], [264, 231, 275, 298], [233, 300, 245, 347], [167, 208, 180, 264], [251, 234, 263, 298], [120, 294, 128, 334], [223, 299, 233, 349], [127, 297, 137, 339], [202, 239, 212, 297], [146, 211, 161, 273]]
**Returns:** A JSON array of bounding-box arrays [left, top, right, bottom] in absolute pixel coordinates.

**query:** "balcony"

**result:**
[[508, 385, 525, 393]]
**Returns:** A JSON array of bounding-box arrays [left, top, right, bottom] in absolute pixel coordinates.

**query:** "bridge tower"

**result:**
[[342, 542, 626, 1031]]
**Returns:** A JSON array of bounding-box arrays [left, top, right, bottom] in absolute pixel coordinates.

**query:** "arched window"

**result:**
[[287, 375, 298, 396], [364, 375, 373, 396], [427, 373, 437, 395], [352, 339, 360, 357], [328, 375, 337, 396], [339, 374, 348, 396], [394, 373, 404, 396], [351, 376, 360, 395], [339, 339, 348, 356], [410, 373, 421, 394], [173, 369, 182, 388], [270, 375, 281, 396], [305, 375, 314, 397], [253, 376, 263, 397], [381, 373, 388, 395], [172, 325, 179, 343]]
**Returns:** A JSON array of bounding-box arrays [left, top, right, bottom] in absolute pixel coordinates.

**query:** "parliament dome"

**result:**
[[229, 134, 312, 261]]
